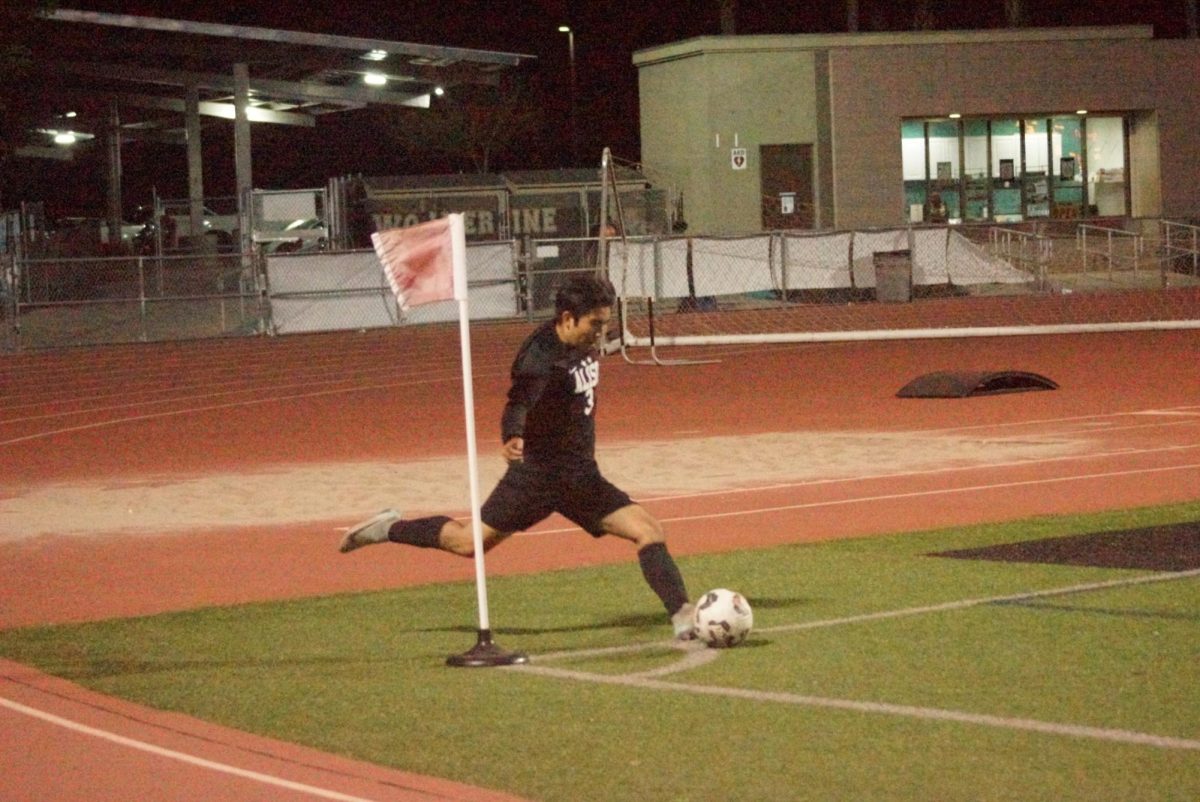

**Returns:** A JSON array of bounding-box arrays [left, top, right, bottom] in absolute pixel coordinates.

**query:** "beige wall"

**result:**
[[1151, 41, 1200, 216], [1129, 112, 1162, 218], [637, 29, 1200, 233], [637, 56, 712, 233], [638, 42, 820, 234]]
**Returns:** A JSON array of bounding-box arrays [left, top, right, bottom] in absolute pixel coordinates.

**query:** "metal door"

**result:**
[[760, 144, 814, 230]]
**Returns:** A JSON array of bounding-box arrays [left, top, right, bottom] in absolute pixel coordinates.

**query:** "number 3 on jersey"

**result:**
[[571, 358, 600, 416]]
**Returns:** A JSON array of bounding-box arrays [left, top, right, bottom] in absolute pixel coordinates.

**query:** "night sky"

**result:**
[[10, 0, 1195, 219]]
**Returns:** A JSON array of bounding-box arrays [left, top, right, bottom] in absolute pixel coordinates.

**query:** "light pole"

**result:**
[[558, 24, 577, 165]]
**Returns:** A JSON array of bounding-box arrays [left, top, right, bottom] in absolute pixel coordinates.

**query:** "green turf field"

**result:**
[[2, 503, 1198, 801]]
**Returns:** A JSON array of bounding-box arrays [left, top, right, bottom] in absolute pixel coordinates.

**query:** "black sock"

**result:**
[[387, 516, 451, 548], [637, 542, 689, 616]]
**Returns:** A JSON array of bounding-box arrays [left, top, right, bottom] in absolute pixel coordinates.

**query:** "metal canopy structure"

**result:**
[[22, 8, 535, 249]]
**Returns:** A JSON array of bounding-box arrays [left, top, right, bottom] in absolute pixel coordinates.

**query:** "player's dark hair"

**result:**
[[555, 273, 616, 319]]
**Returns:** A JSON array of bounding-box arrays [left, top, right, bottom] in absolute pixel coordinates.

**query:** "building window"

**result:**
[[1087, 116, 1127, 216], [1051, 115, 1084, 219], [900, 113, 1128, 224], [901, 120, 927, 222]]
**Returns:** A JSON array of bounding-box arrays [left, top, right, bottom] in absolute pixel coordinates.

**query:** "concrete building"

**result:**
[[634, 26, 1200, 234]]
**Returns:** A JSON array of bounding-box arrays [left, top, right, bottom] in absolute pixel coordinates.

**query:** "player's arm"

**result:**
[[500, 370, 549, 460]]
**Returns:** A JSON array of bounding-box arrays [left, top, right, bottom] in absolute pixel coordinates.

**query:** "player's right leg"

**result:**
[[339, 509, 402, 553], [339, 511, 510, 556], [433, 519, 512, 556], [341, 460, 545, 556]]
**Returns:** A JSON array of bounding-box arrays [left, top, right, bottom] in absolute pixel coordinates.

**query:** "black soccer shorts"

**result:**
[[481, 458, 633, 537]]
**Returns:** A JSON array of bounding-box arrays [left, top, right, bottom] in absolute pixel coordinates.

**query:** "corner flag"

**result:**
[[371, 217, 463, 310], [371, 214, 525, 667]]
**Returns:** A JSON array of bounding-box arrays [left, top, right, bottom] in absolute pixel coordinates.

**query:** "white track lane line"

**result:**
[[908, 405, 1200, 436], [0, 374, 482, 447], [0, 696, 382, 802], [1132, 409, 1200, 417], [515, 458, 1200, 537], [627, 441, 1200, 507]]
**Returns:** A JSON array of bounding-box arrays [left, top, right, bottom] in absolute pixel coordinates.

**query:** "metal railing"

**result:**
[[1161, 219, 1200, 278], [1077, 223, 1144, 277], [988, 226, 1053, 289]]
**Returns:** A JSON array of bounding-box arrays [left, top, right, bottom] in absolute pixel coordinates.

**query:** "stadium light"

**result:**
[[559, 25, 577, 164], [39, 127, 89, 146]]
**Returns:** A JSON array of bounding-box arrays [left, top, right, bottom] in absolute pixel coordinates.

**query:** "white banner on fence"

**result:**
[[606, 239, 657, 297], [656, 238, 693, 299], [690, 235, 775, 297], [267, 251, 397, 333], [947, 233, 1032, 285], [266, 244, 519, 334], [782, 232, 853, 289]]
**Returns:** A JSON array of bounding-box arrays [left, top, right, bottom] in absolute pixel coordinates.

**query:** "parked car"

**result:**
[[260, 217, 328, 254], [161, 205, 240, 251]]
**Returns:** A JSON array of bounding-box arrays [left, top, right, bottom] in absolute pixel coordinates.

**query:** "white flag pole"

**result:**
[[445, 213, 527, 667], [450, 213, 490, 631]]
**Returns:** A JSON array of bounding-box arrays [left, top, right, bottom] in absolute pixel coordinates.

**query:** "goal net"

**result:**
[[595, 149, 1200, 354]]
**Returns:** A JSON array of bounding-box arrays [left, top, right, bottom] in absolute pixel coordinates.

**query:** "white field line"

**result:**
[[515, 457, 1200, 538], [0, 696, 383, 802], [513, 569, 1200, 751], [511, 663, 1200, 751], [532, 569, 1200, 664], [756, 566, 1200, 635]]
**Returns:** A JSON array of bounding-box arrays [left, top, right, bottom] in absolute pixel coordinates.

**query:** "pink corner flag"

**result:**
[[371, 218, 456, 310]]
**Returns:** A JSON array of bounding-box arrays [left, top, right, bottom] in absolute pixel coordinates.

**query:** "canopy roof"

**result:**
[[26, 8, 536, 145]]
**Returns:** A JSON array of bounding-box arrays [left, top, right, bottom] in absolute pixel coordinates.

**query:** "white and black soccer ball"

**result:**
[[692, 588, 753, 648]]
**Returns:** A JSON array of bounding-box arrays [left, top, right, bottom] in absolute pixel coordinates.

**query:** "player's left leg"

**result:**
[[595, 503, 694, 639]]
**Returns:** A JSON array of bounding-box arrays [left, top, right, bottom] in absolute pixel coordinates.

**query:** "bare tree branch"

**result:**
[[385, 75, 542, 174]]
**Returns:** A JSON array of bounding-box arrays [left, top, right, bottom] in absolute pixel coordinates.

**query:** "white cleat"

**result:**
[[339, 509, 401, 553], [671, 602, 697, 641]]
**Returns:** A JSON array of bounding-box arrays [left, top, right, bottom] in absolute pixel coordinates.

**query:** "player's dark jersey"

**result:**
[[500, 320, 600, 464]]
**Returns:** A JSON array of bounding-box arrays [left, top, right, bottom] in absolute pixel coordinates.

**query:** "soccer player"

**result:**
[[340, 273, 695, 639]]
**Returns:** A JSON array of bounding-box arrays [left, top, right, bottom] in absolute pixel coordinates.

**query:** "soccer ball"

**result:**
[[692, 588, 753, 648]]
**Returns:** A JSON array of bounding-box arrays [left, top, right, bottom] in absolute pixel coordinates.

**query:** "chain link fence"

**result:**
[[602, 225, 1200, 345], [8, 253, 262, 349], [4, 220, 1197, 352], [600, 227, 1031, 304], [1, 253, 16, 351]]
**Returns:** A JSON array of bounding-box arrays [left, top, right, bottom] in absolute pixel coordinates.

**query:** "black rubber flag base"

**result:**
[[446, 629, 529, 668]]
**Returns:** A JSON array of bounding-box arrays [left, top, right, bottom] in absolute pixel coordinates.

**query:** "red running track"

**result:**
[[1, 326, 1199, 800]]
